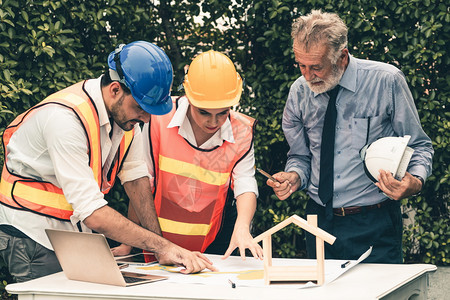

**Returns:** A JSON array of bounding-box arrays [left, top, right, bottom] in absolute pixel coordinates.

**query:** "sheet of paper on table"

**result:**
[[123, 246, 372, 289]]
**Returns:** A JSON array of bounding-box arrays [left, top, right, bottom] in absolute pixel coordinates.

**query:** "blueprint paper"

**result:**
[[123, 247, 372, 289]]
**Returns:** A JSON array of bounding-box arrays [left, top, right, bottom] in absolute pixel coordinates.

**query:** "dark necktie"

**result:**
[[109, 117, 114, 139], [318, 85, 340, 220]]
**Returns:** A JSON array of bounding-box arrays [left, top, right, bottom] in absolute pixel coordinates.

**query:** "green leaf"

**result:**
[[22, 10, 29, 22], [3, 69, 11, 81]]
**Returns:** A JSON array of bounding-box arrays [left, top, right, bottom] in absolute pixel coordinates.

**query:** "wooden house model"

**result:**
[[253, 214, 336, 285]]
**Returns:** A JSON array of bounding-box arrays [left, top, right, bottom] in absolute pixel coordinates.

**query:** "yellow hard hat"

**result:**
[[183, 50, 243, 108]]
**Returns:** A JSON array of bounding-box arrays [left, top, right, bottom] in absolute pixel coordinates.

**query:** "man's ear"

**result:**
[[340, 48, 349, 65], [110, 81, 122, 97]]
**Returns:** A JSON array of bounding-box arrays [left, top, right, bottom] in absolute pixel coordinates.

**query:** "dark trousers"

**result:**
[[204, 198, 237, 255], [0, 227, 62, 282], [305, 199, 403, 263]]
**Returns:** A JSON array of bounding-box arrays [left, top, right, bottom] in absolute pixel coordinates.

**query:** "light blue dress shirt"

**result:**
[[283, 54, 434, 207]]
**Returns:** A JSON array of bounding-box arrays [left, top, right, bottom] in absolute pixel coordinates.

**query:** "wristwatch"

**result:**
[[412, 175, 424, 187], [412, 175, 424, 196]]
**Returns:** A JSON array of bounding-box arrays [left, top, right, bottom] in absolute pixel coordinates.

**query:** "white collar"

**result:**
[[84, 76, 110, 129]]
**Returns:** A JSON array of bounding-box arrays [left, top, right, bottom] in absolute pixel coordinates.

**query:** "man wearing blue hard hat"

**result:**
[[0, 41, 216, 283]]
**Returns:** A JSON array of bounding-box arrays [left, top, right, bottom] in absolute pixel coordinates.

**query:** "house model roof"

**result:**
[[253, 214, 336, 245]]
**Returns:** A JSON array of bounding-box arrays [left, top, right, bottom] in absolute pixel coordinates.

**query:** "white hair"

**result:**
[[291, 10, 348, 63]]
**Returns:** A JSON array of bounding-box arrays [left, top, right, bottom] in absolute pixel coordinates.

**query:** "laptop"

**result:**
[[45, 229, 168, 287]]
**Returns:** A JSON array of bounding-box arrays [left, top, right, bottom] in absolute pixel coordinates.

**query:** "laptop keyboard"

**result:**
[[123, 276, 149, 284]]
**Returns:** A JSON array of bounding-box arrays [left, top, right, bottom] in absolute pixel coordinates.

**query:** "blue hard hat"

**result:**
[[108, 41, 173, 115]]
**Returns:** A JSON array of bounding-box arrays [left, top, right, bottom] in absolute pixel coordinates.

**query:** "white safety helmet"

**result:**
[[360, 135, 414, 182]]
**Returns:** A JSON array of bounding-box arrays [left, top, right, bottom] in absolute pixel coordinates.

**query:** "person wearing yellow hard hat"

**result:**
[[112, 50, 263, 261]]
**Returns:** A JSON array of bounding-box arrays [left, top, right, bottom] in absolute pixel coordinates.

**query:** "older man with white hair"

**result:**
[[266, 10, 433, 263]]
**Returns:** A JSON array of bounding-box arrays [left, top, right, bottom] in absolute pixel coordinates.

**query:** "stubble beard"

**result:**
[[110, 94, 133, 131]]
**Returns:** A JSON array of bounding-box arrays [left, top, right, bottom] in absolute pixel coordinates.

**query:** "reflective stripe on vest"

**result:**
[[149, 98, 255, 251], [0, 81, 134, 221]]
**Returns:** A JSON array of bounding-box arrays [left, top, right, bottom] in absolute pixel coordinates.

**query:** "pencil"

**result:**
[[256, 167, 280, 183], [228, 279, 236, 288]]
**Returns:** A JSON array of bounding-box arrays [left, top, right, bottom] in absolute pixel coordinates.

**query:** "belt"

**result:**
[[0, 224, 30, 238], [333, 199, 392, 217]]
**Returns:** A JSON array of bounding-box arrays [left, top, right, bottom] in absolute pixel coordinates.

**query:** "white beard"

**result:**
[[306, 64, 345, 94]]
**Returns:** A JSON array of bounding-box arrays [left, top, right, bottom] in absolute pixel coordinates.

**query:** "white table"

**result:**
[[7, 260, 436, 300]]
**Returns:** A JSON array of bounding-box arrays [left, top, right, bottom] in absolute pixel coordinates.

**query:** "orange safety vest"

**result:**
[[148, 99, 256, 252], [0, 81, 134, 221]]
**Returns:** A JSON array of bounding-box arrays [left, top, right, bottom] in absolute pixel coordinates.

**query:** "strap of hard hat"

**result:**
[[113, 44, 127, 85]]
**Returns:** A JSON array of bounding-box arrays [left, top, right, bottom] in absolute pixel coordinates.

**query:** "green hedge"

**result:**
[[0, 0, 448, 290]]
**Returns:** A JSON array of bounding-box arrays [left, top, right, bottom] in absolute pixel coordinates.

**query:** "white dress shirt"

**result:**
[[0, 76, 149, 249], [142, 96, 258, 198]]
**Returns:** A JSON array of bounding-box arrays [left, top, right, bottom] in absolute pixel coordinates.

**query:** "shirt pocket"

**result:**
[[351, 115, 385, 151]]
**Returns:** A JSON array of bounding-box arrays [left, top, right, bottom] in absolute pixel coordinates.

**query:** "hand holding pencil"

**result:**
[[256, 167, 301, 201]]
